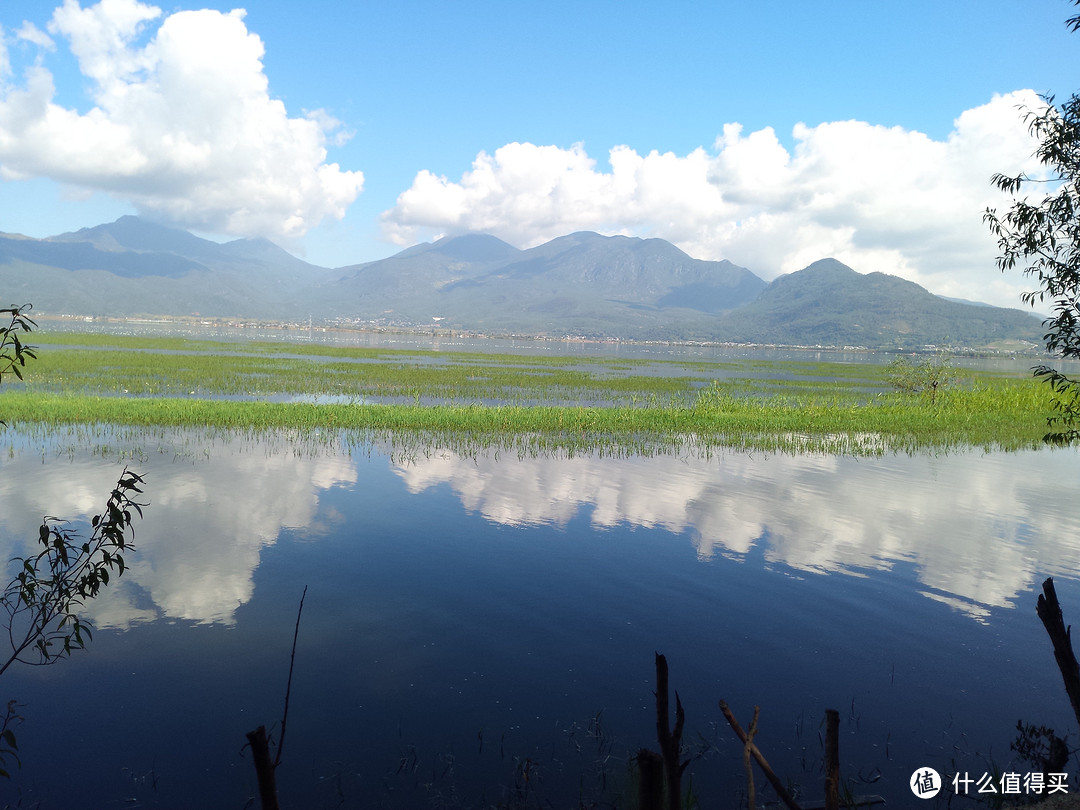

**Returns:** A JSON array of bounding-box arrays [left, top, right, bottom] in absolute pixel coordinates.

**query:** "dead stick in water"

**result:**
[[275, 584, 308, 768], [719, 700, 803, 810], [745, 705, 760, 810]]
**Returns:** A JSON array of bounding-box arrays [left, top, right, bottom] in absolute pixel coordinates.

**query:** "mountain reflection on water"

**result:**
[[0, 426, 1078, 808]]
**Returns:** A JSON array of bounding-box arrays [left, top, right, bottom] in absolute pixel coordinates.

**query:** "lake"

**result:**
[[0, 424, 1078, 808]]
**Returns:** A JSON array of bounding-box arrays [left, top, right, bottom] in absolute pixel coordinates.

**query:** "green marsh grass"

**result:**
[[22, 332, 695, 405], [2, 332, 1060, 455], [0, 381, 1057, 456]]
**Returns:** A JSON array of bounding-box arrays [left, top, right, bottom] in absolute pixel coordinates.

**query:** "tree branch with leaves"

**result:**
[[0, 301, 146, 778], [0, 305, 36, 391], [984, 3, 1080, 442], [0, 469, 145, 677]]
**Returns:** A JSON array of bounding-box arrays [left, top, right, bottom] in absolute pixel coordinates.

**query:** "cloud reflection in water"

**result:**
[[392, 446, 1080, 618], [0, 428, 1076, 630], [0, 434, 357, 627]]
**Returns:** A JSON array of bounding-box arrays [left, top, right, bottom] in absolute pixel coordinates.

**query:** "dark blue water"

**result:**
[[0, 428, 1077, 808]]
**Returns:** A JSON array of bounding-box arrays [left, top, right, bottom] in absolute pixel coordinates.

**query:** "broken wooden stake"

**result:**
[[824, 708, 839, 810], [655, 653, 689, 810], [1036, 577, 1080, 731], [245, 725, 281, 810], [636, 748, 664, 810]]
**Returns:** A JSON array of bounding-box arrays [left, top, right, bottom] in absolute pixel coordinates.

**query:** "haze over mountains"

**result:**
[[0, 216, 1043, 350]]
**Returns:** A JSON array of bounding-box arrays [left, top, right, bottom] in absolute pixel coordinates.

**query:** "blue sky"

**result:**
[[0, 0, 1077, 309]]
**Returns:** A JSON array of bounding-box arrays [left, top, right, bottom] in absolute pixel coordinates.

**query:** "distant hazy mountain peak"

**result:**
[[798, 257, 857, 274], [540, 231, 611, 248], [222, 235, 292, 256], [540, 231, 697, 261], [52, 215, 219, 257], [428, 232, 520, 262], [383, 232, 520, 265]]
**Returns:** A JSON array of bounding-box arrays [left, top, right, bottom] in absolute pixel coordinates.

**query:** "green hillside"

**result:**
[[717, 259, 1042, 348]]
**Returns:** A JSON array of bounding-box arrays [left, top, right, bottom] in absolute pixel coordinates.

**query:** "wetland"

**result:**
[[0, 329, 1065, 455], [0, 328, 1077, 808]]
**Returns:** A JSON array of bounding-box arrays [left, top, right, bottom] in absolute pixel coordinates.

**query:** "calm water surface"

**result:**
[[0, 426, 1078, 808]]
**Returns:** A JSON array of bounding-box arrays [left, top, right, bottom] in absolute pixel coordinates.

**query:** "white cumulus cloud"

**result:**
[[382, 91, 1048, 310], [0, 0, 363, 240]]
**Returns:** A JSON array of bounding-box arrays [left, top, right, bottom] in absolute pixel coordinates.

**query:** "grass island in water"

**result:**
[[0, 330, 1062, 456]]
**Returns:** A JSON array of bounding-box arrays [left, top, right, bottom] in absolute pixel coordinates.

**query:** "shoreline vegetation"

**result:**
[[0, 331, 1061, 455]]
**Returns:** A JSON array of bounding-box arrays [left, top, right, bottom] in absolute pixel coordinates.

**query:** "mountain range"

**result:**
[[0, 216, 1044, 350]]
